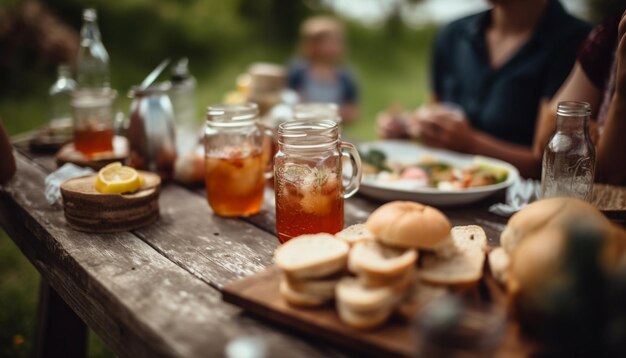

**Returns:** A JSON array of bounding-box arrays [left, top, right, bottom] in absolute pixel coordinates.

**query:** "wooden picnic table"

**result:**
[[0, 133, 583, 357]]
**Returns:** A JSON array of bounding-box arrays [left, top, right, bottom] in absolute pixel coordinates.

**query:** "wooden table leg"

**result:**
[[34, 280, 87, 358]]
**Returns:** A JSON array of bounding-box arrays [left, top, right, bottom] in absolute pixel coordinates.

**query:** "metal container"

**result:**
[[127, 83, 177, 179]]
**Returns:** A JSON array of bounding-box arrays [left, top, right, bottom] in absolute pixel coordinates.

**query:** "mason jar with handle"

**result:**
[[274, 118, 362, 243], [204, 103, 273, 217]]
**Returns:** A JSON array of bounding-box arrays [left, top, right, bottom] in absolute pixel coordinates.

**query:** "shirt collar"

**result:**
[[465, 0, 566, 45]]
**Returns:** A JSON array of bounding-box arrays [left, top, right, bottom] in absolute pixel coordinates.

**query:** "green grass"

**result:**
[[0, 16, 434, 356]]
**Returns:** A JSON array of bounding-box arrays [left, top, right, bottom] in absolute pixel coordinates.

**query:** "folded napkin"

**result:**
[[45, 163, 94, 205], [489, 179, 541, 217]]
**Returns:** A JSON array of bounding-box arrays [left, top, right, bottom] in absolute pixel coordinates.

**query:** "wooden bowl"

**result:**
[[60, 171, 161, 233]]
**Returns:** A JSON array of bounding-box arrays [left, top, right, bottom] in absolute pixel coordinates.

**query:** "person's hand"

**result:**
[[376, 110, 408, 139], [409, 104, 475, 153]]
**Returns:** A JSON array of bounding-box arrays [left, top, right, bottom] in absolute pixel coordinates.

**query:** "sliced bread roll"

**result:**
[[348, 241, 417, 282], [336, 224, 375, 246], [335, 277, 399, 312], [274, 234, 349, 280], [279, 279, 330, 307], [284, 274, 340, 299], [419, 225, 487, 285], [335, 277, 399, 329], [336, 301, 394, 330], [488, 247, 510, 284]]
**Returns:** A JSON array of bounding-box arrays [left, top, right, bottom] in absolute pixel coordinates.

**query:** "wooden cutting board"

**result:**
[[56, 136, 129, 170], [60, 171, 161, 233], [222, 266, 535, 357]]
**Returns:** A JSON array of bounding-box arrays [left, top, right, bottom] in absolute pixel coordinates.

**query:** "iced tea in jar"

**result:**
[[274, 119, 362, 243], [71, 89, 116, 156], [204, 103, 271, 216]]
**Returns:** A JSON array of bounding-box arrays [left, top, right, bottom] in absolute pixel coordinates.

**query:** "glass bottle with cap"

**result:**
[[541, 101, 596, 200], [77, 8, 110, 89]]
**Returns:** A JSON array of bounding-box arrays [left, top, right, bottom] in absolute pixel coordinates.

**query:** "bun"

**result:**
[[366, 201, 451, 250], [336, 301, 393, 330], [500, 198, 610, 254], [284, 275, 339, 298], [488, 247, 510, 284], [274, 234, 349, 280]]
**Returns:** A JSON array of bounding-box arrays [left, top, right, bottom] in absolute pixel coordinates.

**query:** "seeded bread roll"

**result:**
[[419, 225, 487, 285], [274, 234, 349, 280], [366, 201, 451, 250]]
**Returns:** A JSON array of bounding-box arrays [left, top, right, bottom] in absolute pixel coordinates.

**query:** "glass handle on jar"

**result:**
[[263, 127, 275, 179], [341, 141, 362, 198]]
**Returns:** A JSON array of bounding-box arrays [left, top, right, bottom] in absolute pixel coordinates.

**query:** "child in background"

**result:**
[[288, 16, 359, 123]]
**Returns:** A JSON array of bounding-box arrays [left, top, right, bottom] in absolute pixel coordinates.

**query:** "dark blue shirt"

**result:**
[[431, 1, 591, 146], [287, 60, 359, 105]]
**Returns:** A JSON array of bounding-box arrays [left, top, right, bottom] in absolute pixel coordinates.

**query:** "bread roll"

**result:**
[[348, 241, 417, 280], [366, 201, 451, 250], [500, 198, 610, 254], [279, 279, 330, 307], [336, 223, 375, 246], [274, 234, 349, 280]]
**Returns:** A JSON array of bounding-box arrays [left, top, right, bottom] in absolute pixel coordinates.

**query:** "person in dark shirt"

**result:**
[[378, 0, 590, 178], [287, 16, 359, 123], [534, 10, 626, 185]]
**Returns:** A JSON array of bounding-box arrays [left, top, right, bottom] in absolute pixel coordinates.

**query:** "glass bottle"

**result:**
[[204, 103, 272, 217], [274, 119, 362, 243], [169, 58, 198, 154], [77, 8, 110, 89], [49, 64, 77, 129], [541, 101, 596, 200]]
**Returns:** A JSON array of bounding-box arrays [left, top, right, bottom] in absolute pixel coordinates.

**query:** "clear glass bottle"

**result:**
[[274, 119, 362, 243], [77, 8, 110, 89], [541, 101, 596, 200], [169, 58, 198, 154], [49, 64, 77, 129]]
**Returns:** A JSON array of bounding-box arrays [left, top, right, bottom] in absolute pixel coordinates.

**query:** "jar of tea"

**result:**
[[204, 103, 272, 216], [274, 119, 362, 243], [71, 88, 117, 157]]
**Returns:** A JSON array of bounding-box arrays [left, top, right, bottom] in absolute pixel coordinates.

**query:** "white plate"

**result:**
[[355, 140, 519, 207]]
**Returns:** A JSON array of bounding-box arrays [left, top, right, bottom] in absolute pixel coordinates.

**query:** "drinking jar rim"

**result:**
[[278, 119, 339, 149], [206, 103, 259, 126], [557, 101, 591, 117], [293, 102, 341, 123]]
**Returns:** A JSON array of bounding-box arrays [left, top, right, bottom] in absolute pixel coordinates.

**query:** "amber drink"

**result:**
[[71, 89, 116, 157], [274, 119, 362, 243], [204, 103, 271, 217]]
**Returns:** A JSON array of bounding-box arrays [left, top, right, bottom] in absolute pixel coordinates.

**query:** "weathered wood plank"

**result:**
[[134, 185, 282, 289], [0, 154, 343, 358]]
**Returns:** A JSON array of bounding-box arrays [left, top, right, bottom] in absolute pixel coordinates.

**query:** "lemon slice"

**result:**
[[95, 162, 144, 194]]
